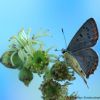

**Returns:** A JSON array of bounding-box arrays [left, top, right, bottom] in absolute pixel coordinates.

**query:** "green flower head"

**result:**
[[31, 50, 49, 74], [24, 50, 49, 75]]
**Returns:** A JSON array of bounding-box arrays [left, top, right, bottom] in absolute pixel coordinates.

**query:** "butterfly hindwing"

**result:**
[[67, 18, 99, 53], [72, 48, 98, 78]]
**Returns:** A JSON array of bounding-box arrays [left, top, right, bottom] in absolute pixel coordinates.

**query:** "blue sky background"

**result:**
[[0, 0, 100, 100]]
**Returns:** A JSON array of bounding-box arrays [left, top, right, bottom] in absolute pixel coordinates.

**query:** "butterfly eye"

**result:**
[[80, 70, 83, 73], [62, 49, 66, 54]]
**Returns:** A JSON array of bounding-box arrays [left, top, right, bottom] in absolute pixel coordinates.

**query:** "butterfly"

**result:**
[[62, 18, 99, 87]]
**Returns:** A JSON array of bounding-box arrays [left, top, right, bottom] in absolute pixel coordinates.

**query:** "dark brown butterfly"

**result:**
[[62, 18, 99, 86]]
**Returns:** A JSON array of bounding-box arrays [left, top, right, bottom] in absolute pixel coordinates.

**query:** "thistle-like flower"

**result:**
[[40, 79, 67, 100], [51, 61, 76, 81]]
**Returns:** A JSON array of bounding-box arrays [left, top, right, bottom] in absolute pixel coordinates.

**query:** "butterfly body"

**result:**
[[63, 52, 85, 76], [63, 51, 88, 87], [62, 18, 99, 87]]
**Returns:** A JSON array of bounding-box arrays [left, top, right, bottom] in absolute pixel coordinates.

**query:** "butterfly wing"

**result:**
[[72, 48, 98, 78], [67, 18, 99, 53]]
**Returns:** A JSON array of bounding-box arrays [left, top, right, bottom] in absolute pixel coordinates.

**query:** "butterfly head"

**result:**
[[61, 48, 67, 54], [62, 48, 71, 54]]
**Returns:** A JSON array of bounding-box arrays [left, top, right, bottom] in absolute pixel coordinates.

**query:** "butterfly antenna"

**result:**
[[61, 28, 67, 47]]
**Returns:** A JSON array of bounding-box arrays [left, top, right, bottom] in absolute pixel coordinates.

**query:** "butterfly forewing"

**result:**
[[72, 48, 98, 78], [67, 18, 99, 53]]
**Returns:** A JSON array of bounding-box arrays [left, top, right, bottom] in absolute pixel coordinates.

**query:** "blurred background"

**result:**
[[0, 0, 100, 100]]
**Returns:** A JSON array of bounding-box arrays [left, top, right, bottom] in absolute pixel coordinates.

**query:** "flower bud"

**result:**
[[19, 68, 33, 86], [0, 51, 17, 69]]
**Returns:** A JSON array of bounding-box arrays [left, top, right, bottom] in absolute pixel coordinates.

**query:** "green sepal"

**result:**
[[11, 52, 23, 68]]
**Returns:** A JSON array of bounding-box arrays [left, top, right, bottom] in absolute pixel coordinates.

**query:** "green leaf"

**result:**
[[18, 49, 25, 62]]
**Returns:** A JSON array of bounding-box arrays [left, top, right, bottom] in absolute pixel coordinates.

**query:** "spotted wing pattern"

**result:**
[[67, 18, 98, 53], [66, 18, 99, 78], [72, 48, 98, 78]]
